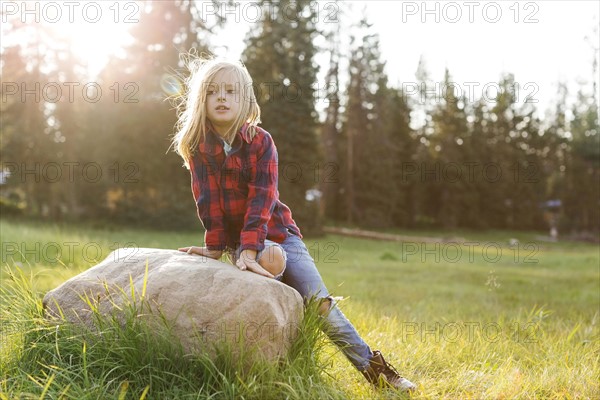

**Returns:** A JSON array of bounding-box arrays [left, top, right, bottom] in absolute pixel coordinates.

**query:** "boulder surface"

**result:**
[[43, 248, 304, 362]]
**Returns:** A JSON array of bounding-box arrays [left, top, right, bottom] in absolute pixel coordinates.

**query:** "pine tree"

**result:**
[[385, 86, 416, 228], [338, 16, 396, 228], [320, 24, 342, 222], [410, 55, 436, 228], [479, 73, 521, 229], [563, 84, 600, 232], [243, 0, 322, 234], [462, 99, 488, 228], [0, 22, 55, 216], [90, 0, 215, 228], [429, 68, 469, 229]]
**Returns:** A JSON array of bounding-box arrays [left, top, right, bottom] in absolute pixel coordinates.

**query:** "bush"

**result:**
[[0, 195, 25, 216]]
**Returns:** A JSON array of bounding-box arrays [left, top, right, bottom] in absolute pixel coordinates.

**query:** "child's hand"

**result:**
[[236, 249, 274, 279], [178, 246, 222, 260]]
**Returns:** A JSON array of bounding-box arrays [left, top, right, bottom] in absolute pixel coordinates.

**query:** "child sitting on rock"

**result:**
[[172, 56, 416, 393]]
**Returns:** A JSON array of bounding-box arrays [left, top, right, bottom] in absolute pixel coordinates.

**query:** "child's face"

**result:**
[[205, 69, 241, 136]]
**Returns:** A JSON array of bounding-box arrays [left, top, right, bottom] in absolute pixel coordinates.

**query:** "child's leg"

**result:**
[[280, 233, 374, 372], [231, 240, 287, 280], [256, 244, 286, 278]]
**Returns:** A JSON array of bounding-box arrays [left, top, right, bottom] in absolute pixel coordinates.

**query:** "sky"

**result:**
[[365, 1, 599, 113], [2, 0, 598, 122], [208, 0, 600, 120]]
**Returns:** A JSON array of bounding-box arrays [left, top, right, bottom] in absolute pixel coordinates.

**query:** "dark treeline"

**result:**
[[1, 1, 598, 237]]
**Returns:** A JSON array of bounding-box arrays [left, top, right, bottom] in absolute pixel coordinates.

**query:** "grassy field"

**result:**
[[1, 218, 599, 399]]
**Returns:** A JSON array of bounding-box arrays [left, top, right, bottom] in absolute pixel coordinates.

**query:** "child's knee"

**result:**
[[318, 297, 332, 316], [258, 245, 285, 276]]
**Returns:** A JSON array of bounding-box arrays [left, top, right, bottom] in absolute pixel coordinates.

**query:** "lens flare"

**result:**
[[160, 74, 183, 96]]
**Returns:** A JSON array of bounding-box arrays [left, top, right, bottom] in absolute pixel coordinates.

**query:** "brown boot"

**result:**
[[362, 350, 416, 393]]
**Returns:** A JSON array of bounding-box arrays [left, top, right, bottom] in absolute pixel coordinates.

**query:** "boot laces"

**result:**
[[377, 352, 404, 382]]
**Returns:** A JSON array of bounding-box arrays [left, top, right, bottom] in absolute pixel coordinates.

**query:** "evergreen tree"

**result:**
[[91, 0, 215, 229], [563, 85, 600, 232], [564, 33, 600, 233], [462, 99, 488, 228], [386, 87, 416, 228], [320, 24, 342, 222], [243, 0, 322, 234], [429, 68, 470, 229], [1, 0, 218, 229], [410, 55, 436, 228], [338, 17, 398, 228], [0, 22, 55, 216], [479, 74, 521, 229]]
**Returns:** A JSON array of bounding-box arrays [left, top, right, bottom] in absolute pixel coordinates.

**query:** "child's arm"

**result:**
[[236, 132, 279, 273], [178, 245, 222, 259], [188, 156, 227, 254]]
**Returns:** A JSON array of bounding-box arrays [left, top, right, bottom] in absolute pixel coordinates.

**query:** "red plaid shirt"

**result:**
[[189, 123, 302, 252]]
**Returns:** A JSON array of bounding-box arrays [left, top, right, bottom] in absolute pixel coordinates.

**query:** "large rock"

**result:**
[[43, 248, 304, 363]]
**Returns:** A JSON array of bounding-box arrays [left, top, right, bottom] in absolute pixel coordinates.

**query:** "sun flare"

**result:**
[[49, 18, 134, 77], [1, 1, 137, 77]]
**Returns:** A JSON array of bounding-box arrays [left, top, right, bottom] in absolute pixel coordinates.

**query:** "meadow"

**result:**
[[1, 218, 598, 399]]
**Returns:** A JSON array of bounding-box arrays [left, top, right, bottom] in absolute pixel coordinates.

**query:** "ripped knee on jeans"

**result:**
[[318, 296, 335, 316]]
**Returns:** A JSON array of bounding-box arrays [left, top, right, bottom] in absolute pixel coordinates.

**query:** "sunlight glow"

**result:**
[[49, 19, 134, 78], [1, 1, 136, 78]]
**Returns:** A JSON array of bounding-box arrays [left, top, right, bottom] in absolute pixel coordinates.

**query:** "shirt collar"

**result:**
[[200, 123, 253, 156]]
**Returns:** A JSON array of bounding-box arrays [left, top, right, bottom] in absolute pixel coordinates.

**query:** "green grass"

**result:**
[[1, 218, 599, 399], [1, 265, 342, 400]]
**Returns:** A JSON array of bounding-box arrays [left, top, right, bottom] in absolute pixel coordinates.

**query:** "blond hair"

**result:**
[[171, 55, 261, 168]]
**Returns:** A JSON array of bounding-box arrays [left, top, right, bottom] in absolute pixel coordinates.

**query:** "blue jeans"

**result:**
[[279, 231, 374, 371]]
